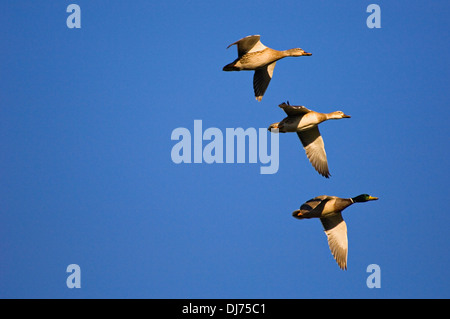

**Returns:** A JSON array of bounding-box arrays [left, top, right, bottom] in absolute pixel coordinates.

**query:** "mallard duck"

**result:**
[[268, 101, 351, 178], [223, 35, 311, 101], [292, 194, 379, 270]]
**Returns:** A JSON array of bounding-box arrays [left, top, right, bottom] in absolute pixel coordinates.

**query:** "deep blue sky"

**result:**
[[1, 1, 449, 298]]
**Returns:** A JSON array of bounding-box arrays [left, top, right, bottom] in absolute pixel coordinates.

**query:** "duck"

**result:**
[[268, 101, 351, 178], [292, 194, 379, 270], [223, 35, 312, 101]]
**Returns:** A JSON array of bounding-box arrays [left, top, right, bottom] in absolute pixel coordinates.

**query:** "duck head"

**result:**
[[352, 194, 379, 202], [284, 48, 312, 57], [328, 111, 351, 119]]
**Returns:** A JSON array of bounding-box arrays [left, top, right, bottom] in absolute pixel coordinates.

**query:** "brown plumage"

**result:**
[[268, 101, 351, 178], [223, 35, 311, 101]]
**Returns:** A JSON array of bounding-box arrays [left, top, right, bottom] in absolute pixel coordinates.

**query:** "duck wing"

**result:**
[[253, 61, 276, 101], [227, 35, 267, 57], [320, 213, 348, 270], [297, 126, 330, 178], [279, 102, 312, 116]]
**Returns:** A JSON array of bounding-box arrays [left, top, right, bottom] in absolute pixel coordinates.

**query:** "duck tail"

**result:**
[[223, 63, 239, 71], [292, 209, 305, 220]]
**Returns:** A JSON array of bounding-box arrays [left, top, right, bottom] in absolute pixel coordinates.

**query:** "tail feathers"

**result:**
[[292, 209, 305, 219], [223, 63, 239, 71]]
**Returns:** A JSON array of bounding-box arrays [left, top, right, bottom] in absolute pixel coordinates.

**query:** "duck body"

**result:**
[[275, 111, 327, 132], [223, 35, 311, 101], [292, 194, 379, 270], [268, 102, 351, 178], [223, 48, 286, 71], [294, 195, 353, 219]]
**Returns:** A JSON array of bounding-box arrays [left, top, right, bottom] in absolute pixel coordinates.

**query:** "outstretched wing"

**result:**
[[297, 127, 330, 178], [320, 213, 348, 270], [279, 102, 312, 116], [227, 35, 267, 57], [253, 62, 276, 101]]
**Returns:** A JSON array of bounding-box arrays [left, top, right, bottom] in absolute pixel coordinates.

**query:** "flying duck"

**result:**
[[223, 35, 311, 101], [292, 194, 379, 270], [268, 101, 351, 178]]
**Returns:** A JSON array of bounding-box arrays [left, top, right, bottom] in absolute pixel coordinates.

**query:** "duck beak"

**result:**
[[368, 196, 379, 201], [343, 114, 351, 118], [303, 52, 312, 56]]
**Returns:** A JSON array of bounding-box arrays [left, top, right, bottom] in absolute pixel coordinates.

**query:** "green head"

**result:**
[[352, 194, 379, 203]]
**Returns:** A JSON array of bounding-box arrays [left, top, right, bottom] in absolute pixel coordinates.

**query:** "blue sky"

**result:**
[[0, 1, 449, 298]]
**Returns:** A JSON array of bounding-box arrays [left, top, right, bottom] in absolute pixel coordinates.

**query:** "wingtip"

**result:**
[[317, 169, 331, 178]]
